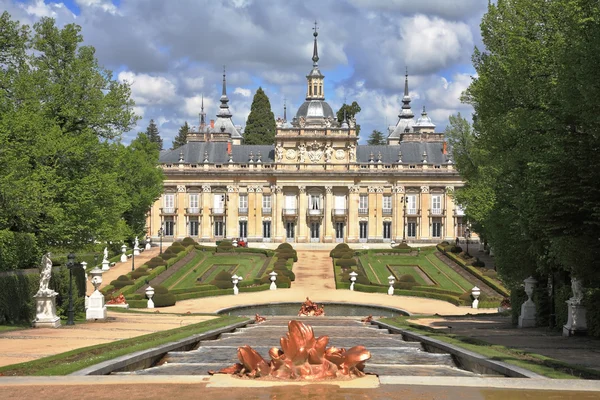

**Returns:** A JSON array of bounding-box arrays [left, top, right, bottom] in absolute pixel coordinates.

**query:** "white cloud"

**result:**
[[22, 0, 56, 17], [118, 71, 177, 106], [75, 0, 118, 14], [184, 77, 205, 91], [234, 87, 251, 97]]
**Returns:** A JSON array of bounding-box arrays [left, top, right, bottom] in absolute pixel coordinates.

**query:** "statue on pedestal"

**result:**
[[33, 253, 60, 328], [102, 247, 109, 262], [35, 253, 56, 297]]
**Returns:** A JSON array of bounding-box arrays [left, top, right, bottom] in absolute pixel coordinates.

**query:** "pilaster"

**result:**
[[227, 185, 239, 239], [420, 186, 430, 239], [274, 185, 284, 242], [176, 185, 186, 239], [347, 185, 359, 242], [444, 186, 455, 240], [324, 186, 333, 242], [298, 186, 307, 242], [201, 185, 211, 240]]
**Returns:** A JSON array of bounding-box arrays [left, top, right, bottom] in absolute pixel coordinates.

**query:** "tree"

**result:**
[[172, 121, 189, 150], [145, 119, 163, 150], [367, 130, 386, 145], [0, 12, 155, 262], [243, 87, 276, 145], [336, 101, 361, 136]]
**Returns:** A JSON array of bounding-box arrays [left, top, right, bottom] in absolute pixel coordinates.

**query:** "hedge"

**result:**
[[171, 283, 273, 302], [153, 285, 176, 307], [0, 230, 40, 271]]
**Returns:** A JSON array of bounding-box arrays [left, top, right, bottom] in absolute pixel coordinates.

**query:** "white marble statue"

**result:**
[[134, 236, 139, 249], [298, 144, 306, 163], [275, 144, 284, 162], [348, 143, 356, 162], [103, 247, 109, 262], [35, 253, 56, 297]]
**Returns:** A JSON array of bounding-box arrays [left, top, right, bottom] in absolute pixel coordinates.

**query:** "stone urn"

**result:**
[[269, 271, 277, 290], [471, 286, 481, 309], [146, 286, 155, 309], [87, 267, 107, 320], [232, 274, 242, 295], [518, 276, 537, 328], [388, 275, 395, 296], [349, 271, 358, 291], [120, 244, 128, 263]]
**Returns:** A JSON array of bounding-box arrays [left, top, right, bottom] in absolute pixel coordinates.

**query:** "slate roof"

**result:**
[[356, 142, 450, 164]]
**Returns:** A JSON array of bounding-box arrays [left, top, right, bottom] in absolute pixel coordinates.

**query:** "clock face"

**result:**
[[286, 149, 297, 160], [335, 149, 345, 160]]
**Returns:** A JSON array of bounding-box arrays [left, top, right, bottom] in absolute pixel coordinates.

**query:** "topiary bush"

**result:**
[[217, 240, 234, 252], [337, 258, 357, 268], [459, 291, 473, 305], [181, 237, 196, 246], [393, 242, 412, 250], [152, 285, 176, 307], [341, 252, 353, 260], [161, 252, 176, 260], [483, 269, 498, 279], [211, 270, 235, 289], [277, 243, 293, 250], [472, 258, 486, 268], [398, 274, 417, 283], [450, 246, 463, 254], [131, 268, 150, 280], [111, 275, 135, 289]]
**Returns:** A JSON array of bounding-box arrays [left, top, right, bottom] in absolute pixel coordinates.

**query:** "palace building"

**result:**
[[147, 27, 466, 244]]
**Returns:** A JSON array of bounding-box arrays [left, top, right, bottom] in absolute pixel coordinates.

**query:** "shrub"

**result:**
[[459, 291, 473, 305], [181, 237, 196, 246], [398, 274, 416, 283], [585, 289, 600, 338], [131, 268, 150, 280], [440, 241, 450, 246], [277, 243, 293, 250], [111, 275, 135, 288], [152, 285, 176, 307], [211, 270, 234, 289], [171, 241, 185, 248], [0, 230, 41, 271], [393, 242, 412, 250], [217, 240, 234, 252], [450, 246, 463, 253], [161, 252, 176, 260], [483, 269, 498, 279], [341, 252, 353, 260], [396, 282, 418, 290], [472, 258, 486, 268], [336, 258, 357, 268]]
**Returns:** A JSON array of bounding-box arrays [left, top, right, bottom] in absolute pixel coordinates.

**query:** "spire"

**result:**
[[312, 21, 319, 66], [283, 98, 287, 121], [399, 67, 414, 119], [218, 66, 232, 118], [199, 93, 206, 127]]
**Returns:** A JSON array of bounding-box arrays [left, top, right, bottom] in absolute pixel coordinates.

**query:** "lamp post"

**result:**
[[158, 227, 164, 255], [66, 253, 76, 326], [131, 239, 135, 271], [465, 227, 471, 257]]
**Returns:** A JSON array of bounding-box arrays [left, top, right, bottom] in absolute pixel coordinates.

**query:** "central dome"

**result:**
[[295, 100, 335, 120]]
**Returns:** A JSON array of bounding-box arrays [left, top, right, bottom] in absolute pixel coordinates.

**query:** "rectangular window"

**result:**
[[383, 195, 392, 214], [189, 194, 199, 209], [359, 195, 368, 214], [286, 222, 295, 240], [335, 222, 345, 240], [407, 222, 416, 238], [262, 195, 271, 213], [263, 221, 271, 238], [406, 195, 417, 215], [189, 217, 199, 236], [164, 217, 174, 236], [310, 222, 320, 241], [239, 194, 248, 214], [213, 194, 225, 214], [239, 221, 247, 238], [359, 221, 368, 239], [383, 221, 392, 240], [164, 194, 175, 213], [432, 220, 442, 238], [431, 195, 442, 215], [284, 195, 296, 215], [214, 220, 224, 237]]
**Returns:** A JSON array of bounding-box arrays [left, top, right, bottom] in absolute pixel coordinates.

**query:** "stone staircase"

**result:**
[[118, 317, 481, 377]]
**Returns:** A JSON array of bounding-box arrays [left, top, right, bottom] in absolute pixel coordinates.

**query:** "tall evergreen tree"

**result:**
[[367, 130, 386, 145], [336, 101, 361, 136], [145, 119, 163, 150], [172, 121, 189, 150], [243, 87, 276, 145]]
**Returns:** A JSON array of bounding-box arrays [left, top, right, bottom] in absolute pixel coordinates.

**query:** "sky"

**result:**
[[3, 0, 488, 146]]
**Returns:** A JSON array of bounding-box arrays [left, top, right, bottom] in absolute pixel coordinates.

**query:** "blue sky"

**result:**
[[4, 0, 487, 146]]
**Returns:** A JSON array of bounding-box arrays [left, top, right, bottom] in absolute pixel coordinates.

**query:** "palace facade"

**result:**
[[147, 28, 466, 244]]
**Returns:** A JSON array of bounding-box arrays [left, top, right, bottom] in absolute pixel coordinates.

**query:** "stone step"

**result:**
[[250, 318, 368, 327], [200, 336, 422, 349], [163, 346, 454, 367], [224, 326, 392, 338]]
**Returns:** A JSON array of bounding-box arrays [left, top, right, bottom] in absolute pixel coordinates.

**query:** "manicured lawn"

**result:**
[[358, 247, 474, 293]]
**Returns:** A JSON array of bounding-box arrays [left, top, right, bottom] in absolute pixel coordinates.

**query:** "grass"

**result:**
[[0, 323, 30, 332], [379, 316, 600, 380], [386, 265, 430, 285], [160, 251, 208, 288], [0, 315, 247, 376]]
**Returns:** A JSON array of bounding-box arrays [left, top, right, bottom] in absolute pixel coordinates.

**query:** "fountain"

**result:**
[[211, 320, 371, 380], [298, 297, 325, 316]]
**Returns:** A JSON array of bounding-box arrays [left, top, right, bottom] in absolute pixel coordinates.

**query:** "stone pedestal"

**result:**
[[518, 301, 537, 327], [102, 259, 110, 271], [145, 242, 151, 250], [133, 246, 140, 256], [86, 290, 107, 320], [563, 300, 587, 336], [121, 245, 128, 263], [32, 293, 61, 328]]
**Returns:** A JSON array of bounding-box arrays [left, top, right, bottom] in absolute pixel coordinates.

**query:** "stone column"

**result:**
[[176, 185, 186, 239], [419, 186, 430, 239], [201, 185, 211, 241], [393, 185, 404, 242], [274, 185, 284, 242], [298, 185, 307, 242], [347, 185, 359, 242], [227, 185, 239, 239], [324, 186, 333, 243], [444, 186, 455, 240]]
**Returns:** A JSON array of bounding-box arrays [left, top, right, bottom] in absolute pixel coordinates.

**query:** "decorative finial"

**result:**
[[179, 150, 184, 162], [404, 67, 409, 97], [312, 21, 319, 65], [284, 97, 287, 121], [199, 93, 206, 127], [222, 65, 227, 97]]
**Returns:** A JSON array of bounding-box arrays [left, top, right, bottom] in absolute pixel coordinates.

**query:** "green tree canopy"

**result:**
[[172, 121, 189, 150], [0, 12, 161, 265], [243, 87, 276, 145], [145, 119, 163, 150], [367, 130, 386, 145], [336, 101, 361, 136]]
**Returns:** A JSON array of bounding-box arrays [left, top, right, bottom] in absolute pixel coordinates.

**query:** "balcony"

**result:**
[[238, 207, 248, 216], [307, 208, 324, 217], [430, 208, 443, 216], [332, 208, 347, 217], [283, 208, 298, 217], [210, 207, 226, 216], [358, 208, 368, 215], [406, 208, 419, 215], [382, 208, 393, 216], [185, 207, 201, 215], [262, 207, 272, 215], [160, 207, 177, 215]]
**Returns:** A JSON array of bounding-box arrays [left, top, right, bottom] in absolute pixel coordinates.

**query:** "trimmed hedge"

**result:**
[[153, 285, 176, 307], [110, 275, 135, 288], [336, 258, 357, 268]]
